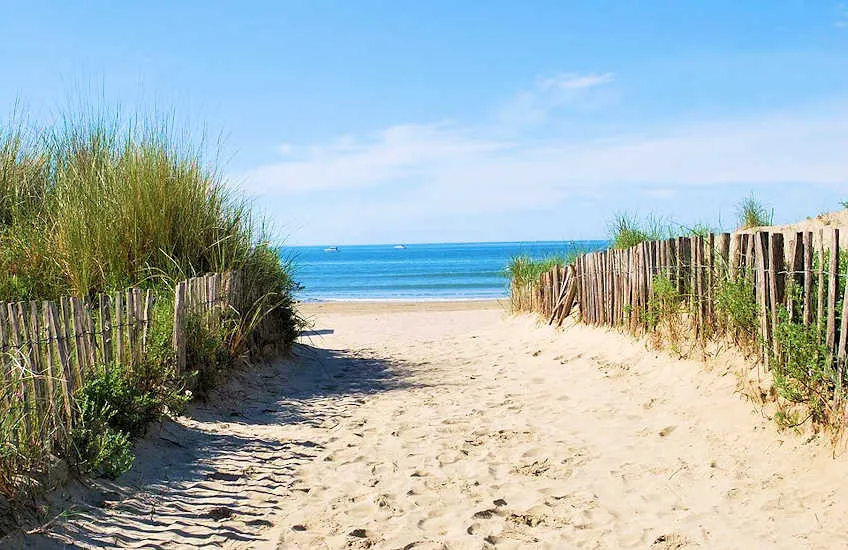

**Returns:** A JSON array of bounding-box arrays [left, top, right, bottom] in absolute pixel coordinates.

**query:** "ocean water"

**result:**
[[288, 241, 608, 302]]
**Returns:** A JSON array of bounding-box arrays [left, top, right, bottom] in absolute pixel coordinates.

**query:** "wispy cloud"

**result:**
[[837, 2, 848, 27], [239, 73, 848, 243], [537, 72, 614, 90], [496, 71, 615, 126], [243, 103, 848, 202]]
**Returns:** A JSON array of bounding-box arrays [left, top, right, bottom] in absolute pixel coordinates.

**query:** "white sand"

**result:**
[[17, 302, 848, 549]]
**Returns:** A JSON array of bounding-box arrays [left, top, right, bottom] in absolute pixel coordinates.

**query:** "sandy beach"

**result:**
[[17, 301, 848, 549]]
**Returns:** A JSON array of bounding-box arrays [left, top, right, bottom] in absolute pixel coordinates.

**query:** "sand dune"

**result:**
[[13, 302, 848, 549]]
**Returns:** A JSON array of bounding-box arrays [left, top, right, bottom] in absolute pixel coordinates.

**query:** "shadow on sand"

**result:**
[[10, 340, 422, 549]]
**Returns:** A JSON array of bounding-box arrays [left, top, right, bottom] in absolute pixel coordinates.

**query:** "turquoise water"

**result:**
[[289, 241, 607, 302]]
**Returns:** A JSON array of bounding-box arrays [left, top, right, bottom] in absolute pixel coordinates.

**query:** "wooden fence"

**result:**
[[525, 229, 848, 377], [0, 271, 242, 454], [172, 271, 244, 375]]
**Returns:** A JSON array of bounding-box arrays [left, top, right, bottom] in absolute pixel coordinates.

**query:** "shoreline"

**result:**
[[298, 298, 506, 315]]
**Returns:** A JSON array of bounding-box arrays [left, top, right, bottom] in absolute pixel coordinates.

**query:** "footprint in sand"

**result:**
[[652, 533, 689, 549], [659, 425, 677, 437]]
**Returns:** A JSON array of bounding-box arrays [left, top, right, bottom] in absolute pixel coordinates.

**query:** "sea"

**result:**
[[288, 241, 608, 302]]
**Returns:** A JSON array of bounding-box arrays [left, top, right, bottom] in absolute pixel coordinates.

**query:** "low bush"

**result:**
[[770, 309, 833, 426], [646, 274, 683, 331], [715, 275, 759, 346]]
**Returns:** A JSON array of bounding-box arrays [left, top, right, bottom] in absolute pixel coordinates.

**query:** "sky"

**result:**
[[1, 1, 847, 245]]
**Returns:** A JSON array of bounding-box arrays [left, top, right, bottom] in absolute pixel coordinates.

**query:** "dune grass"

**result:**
[[0, 111, 295, 304], [0, 108, 302, 514], [736, 193, 772, 230], [607, 212, 671, 250]]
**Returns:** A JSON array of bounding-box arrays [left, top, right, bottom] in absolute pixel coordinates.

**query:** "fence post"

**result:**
[[173, 282, 187, 376]]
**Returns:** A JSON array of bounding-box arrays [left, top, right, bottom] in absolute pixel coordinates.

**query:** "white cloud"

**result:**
[[243, 103, 848, 207], [537, 72, 614, 90], [496, 71, 615, 126], [244, 123, 506, 194], [238, 70, 848, 244], [278, 143, 293, 155]]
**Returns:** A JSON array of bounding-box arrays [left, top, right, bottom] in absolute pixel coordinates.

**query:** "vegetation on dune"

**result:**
[[506, 249, 585, 313], [0, 111, 291, 302], [0, 108, 302, 516], [607, 212, 669, 250], [607, 212, 719, 251], [736, 193, 772, 230], [510, 191, 848, 436], [507, 253, 575, 288]]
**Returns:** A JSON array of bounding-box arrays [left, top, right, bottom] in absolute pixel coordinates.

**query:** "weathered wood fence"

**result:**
[[524, 229, 848, 374], [0, 271, 242, 454]]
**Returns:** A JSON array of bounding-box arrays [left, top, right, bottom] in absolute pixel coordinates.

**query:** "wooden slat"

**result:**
[[729, 233, 741, 281], [60, 297, 82, 390], [838, 257, 848, 397], [707, 233, 716, 327], [768, 233, 785, 361], [114, 292, 124, 366], [174, 281, 187, 375], [746, 233, 756, 284], [803, 231, 813, 327], [134, 288, 144, 366], [786, 232, 804, 322], [0, 306, 9, 406], [817, 230, 826, 330], [754, 232, 769, 366], [41, 301, 57, 434], [72, 298, 92, 375], [67, 298, 85, 376], [27, 301, 50, 447], [142, 289, 154, 352], [826, 229, 839, 363], [46, 302, 73, 426], [100, 295, 113, 366], [84, 298, 98, 368], [11, 303, 35, 439], [125, 290, 135, 368]]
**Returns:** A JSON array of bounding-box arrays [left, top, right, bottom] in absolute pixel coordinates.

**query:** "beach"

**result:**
[[18, 300, 848, 549]]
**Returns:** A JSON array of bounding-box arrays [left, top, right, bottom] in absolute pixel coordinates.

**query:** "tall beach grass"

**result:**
[[0, 107, 301, 519]]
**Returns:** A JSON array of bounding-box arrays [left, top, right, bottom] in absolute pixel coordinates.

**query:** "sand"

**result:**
[[13, 301, 848, 549]]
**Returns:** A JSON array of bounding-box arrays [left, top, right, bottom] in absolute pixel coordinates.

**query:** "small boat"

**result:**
[[393, 244, 407, 249], [324, 246, 339, 253]]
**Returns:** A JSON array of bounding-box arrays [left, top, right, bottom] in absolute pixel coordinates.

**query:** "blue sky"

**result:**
[[1, 1, 847, 245]]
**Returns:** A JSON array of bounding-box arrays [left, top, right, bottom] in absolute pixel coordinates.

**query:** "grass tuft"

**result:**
[[608, 212, 669, 250], [736, 193, 773, 230]]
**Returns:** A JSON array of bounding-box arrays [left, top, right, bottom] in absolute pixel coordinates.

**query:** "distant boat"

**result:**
[[324, 246, 339, 253], [393, 244, 407, 249]]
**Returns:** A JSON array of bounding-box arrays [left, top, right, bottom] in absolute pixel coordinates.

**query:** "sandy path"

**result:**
[[15, 302, 848, 549]]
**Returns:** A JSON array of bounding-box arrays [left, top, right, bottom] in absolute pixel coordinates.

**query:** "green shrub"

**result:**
[[70, 358, 190, 479], [184, 314, 234, 397], [715, 276, 758, 341], [646, 274, 683, 331], [771, 308, 832, 424], [71, 366, 143, 479]]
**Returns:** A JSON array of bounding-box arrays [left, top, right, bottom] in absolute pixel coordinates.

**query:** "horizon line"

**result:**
[[283, 238, 611, 248]]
